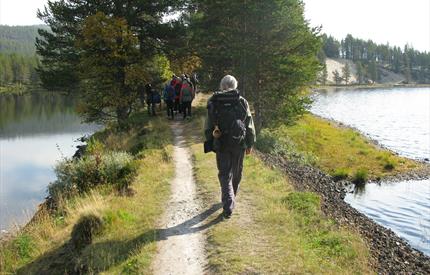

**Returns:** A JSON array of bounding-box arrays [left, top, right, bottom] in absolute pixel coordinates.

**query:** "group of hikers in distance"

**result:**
[[142, 73, 198, 120]]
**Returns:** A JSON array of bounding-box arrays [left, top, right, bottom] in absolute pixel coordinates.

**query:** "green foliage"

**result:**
[[189, 0, 321, 129], [13, 234, 33, 261], [36, 0, 181, 122], [333, 70, 342, 85], [319, 65, 328, 85], [342, 63, 351, 84], [71, 214, 104, 251], [0, 53, 39, 86], [77, 12, 142, 124], [49, 151, 137, 202], [321, 34, 340, 58], [331, 168, 349, 181], [352, 169, 368, 184], [382, 157, 396, 171], [256, 128, 318, 166]]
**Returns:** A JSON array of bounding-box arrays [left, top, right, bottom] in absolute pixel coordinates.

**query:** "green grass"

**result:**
[[270, 114, 421, 181], [0, 113, 174, 274], [185, 95, 372, 274], [352, 168, 369, 184]]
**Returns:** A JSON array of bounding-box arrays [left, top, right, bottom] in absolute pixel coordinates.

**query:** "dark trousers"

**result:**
[[182, 101, 192, 118], [166, 100, 174, 119], [174, 98, 181, 113], [216, 148, 245, 215]]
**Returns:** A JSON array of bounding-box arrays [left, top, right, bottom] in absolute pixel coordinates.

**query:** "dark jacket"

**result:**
[[204, 89, 256, 150]]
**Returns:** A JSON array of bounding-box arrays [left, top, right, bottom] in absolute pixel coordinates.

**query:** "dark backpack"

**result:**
[[211, 91, 247, 147], [166, 85, 175, 101], [181, 82, 194, 102], [152, 91, 161, 104]]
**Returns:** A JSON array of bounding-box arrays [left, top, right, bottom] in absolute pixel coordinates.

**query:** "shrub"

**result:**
[[13, 234, 33, 260], [383, 158, 396, 171], [256, 129, 318, 166], [71, 214, 104, 251], [331, 168, 349, 181], [352, 169, 368, 184], [48, 151, 137, 202]]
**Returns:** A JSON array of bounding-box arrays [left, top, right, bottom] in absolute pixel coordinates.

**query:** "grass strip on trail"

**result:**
[[185, 95, 372, 274], [0, 113, 174, 274]]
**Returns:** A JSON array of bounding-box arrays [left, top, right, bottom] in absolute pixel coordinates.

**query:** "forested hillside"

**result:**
[[320, 34, 430, 84], [0, 25, 48, 54], [0, 25, 48, 86]]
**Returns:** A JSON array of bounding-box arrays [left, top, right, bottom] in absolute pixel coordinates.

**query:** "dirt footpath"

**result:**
[[152, 121, 208, 275]]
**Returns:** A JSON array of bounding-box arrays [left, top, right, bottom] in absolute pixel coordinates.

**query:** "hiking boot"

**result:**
[[222, 211, 232, 219]]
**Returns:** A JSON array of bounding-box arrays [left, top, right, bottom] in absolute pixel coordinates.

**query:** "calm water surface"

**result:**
[[311, 87, 430, 256], [0, 93, 98, 232]]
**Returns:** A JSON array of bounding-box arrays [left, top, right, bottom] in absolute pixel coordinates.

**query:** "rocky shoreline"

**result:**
[[257, 151, 430, 275]]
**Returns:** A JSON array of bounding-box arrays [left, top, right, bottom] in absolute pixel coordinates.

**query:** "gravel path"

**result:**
[[152, 121, 208, 275]]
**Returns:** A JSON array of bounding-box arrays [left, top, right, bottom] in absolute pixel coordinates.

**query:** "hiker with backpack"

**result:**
[[163, 80, 176, 119], [204, 75, 256, 219], [180, 77, 195, 119], [145, 83, 156, 116], [173, 77, 182, 113]]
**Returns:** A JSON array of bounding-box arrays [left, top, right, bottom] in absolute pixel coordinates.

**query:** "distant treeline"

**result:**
[[0, 53, 39, 85], [321, 34, 430, 83], [0, 25, 48, 86], [0, 25, 49, 55]]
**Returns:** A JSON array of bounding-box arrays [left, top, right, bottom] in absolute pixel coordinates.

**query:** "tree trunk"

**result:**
[[116, 106, 130, 129]]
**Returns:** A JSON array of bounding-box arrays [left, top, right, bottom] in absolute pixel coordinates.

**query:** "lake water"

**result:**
[[311, 87, 430, 256], [0, 93, 98, 232]]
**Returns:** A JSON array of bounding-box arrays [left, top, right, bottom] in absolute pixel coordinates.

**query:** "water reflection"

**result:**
[[0, 93, 98, 232], [345, 180, 430, 256], [311, 87, 430, 256], [0, 93, 94, 138]]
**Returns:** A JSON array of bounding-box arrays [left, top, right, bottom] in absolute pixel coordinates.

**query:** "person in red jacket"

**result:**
[[173, 77, 182, 114], [179, 77, 195, 119]]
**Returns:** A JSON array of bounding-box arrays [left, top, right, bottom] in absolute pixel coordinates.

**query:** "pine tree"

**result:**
[[36, 0, 184, 93], [342, 63, 351, 85], [0, 55, 13, 85], [76, 12, 172, 125], [320, 65, 328, 85], [333, 70, 341, 85], [356, 61, 365, 84], [36, 0, 183, 124], [190, 0, 321, 130]]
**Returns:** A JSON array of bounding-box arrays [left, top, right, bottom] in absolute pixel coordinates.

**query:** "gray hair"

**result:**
[[220, 75, 238, 91]]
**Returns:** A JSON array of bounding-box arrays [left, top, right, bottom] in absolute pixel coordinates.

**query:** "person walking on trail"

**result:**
[[191, 73, 199, 94], [173, 77, 182, 113], [180, 77, 195, 119], [163, 80, 176, 119], [145, 84, 156, 116], [204, 75, 256, 219]]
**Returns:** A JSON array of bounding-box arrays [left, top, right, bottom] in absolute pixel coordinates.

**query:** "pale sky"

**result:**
[[304, 0, 430, 52], [0, 0, 429, 52]]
